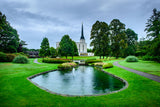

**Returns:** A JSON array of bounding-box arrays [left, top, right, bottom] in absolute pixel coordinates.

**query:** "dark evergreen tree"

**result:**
[[50, 47, 57, 58], [90, 21, 110, 59], [39, 37, 50, 57], [17, 40, 27, 53], [145, 8, 160, 62], [0, 11, 20, 53], [125, 28, 138, 56], [72, 40, 78, 56], [58, 35, 73, 59], [109, 19, 127, 58]]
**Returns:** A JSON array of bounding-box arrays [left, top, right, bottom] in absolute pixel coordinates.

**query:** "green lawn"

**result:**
[[119, 60, 160, 76], [0, 59, 160, 106]]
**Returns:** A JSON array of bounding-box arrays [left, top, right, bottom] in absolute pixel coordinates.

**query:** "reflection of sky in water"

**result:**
[[31, 66, 124, 95]]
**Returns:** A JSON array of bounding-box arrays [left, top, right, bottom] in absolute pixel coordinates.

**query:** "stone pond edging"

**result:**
[[27, 67, 129, 97]]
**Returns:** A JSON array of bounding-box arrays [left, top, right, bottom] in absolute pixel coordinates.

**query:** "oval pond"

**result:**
[[31, 66, 125, 96]]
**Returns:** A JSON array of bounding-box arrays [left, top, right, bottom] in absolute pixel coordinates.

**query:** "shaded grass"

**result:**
[[0, 59, 160, 106], [119, 60, 160, 76]]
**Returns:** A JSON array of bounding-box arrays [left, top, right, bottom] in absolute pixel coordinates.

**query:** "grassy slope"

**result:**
[[119, 60, 160, 76], [0, 59, 160, 106]]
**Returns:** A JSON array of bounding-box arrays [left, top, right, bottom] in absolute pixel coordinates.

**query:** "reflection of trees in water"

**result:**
[[42, 73, 49, 84], [92, 68, 124, 93], [59, 69, 73, 75], [78, 66, 86, 73], [42, 73, 49, 78], [92, 69, 110, 92]]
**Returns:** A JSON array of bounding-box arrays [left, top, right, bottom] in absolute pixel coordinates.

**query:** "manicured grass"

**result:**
[[0, 59, 160, 106], [119, 60, 160, 76]]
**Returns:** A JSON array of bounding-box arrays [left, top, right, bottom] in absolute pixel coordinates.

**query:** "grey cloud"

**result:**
[[0, 0, 160, 49]]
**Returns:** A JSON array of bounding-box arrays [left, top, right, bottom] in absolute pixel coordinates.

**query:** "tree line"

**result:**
[[0, 11, 27, 53], [90, 19, 138, 59], [39, 35, 78, 59], [1, 8, 159, 62], [90, 8, 159, 62]]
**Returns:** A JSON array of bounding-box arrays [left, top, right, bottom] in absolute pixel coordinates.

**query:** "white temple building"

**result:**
[[56, 24, 88, 56]]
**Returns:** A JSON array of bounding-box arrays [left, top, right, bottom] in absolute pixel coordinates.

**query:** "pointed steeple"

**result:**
[[80, 23, 85, 40]]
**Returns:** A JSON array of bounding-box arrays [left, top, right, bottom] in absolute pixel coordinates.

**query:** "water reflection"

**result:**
[[31, 66, 124, 95]]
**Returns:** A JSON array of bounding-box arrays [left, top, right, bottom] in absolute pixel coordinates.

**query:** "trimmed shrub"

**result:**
[[58, 62, 77, 70], [125, 56, 138, 62], [102, 63, 113, 69], [85, 59, 102, 65], [0, 52, 7, 62], [42, 58, 71, 63], [13, 55, 29, 64]]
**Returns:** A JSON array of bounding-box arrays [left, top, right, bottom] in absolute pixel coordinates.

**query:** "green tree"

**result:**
[[72, 40, 78, 56], [90, 21, 110, 59], [17, 40, 27, 53], [87, 48, 93, 52], [109, 19, 127, 58], [136, 38, 150, 56], [0, 11, 20, 53], [50, 47, 57, 58], [145, 8, 160, 61], [39, 37, 50, 58], [58, 35, 73, 59], [125, 28, 138, 56]]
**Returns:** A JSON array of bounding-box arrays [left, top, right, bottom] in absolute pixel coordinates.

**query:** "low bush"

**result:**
[[0, 52, 7, 62], [6, 54, 16, 62], [125, 56, 138, 62], [42, 58, 71, 63], [102, 63, 113, 69], [13, 55, 29, 64], [142, 55, 160, 62], [58, 62, 77, 70], [85, 59, 102, 65]]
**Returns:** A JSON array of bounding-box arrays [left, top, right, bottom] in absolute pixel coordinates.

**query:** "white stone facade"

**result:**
[[56, 24, 88, 56], [56, 39, 87, 56]]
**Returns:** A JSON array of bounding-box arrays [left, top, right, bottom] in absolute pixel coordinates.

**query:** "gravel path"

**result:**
[[113, 61, 160, 83], [34, 59, 42, 64]]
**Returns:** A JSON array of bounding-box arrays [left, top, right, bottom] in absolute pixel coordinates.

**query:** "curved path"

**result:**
[[113, 61, 160, 83], [34, 59, 42, 64]]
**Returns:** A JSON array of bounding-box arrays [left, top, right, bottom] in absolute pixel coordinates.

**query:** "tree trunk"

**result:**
[[103, 56, 104, 59], [72, 56, 73, 61], [66, 56, 67, 59], [100, 56, 101, 59]]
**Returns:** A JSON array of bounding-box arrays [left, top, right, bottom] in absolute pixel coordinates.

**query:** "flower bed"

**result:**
[[85, 59, 102, 65], [42, 58, 71, 63], [58, 62, 77, 70]]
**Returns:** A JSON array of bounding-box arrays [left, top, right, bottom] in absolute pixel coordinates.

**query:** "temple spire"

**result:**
[[80, 23, 85, 40]]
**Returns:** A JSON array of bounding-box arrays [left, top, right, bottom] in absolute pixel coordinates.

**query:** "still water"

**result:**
[[31, 66, 124, 96]]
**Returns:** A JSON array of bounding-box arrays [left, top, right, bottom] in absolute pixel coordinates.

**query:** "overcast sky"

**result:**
[[0, 0, 160, 49]]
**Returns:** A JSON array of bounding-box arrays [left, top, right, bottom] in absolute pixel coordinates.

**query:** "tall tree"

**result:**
[[39, 37, 50, 57], [125, 28, 138, 56], [17, 40, 27, 53], [58, 35, 73, 59], [72, 40, 78, 56], [109, 19, 127, 58], [50, 47, 57, 58], [90, 21, 110, 59], [145, 8, 160, 61], [0, 11, 20, 53]]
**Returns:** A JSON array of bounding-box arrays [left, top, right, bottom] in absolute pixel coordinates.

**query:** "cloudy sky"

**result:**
[[0, 0, 160, 49]]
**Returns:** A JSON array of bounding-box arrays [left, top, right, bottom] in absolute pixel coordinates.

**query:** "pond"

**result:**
[[30, 66, 125, 96]]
